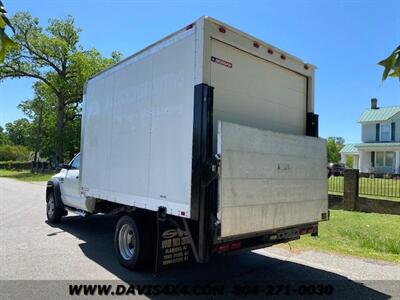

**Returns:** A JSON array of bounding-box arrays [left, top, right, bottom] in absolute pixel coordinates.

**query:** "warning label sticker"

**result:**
[[211, 56, 232, 68]]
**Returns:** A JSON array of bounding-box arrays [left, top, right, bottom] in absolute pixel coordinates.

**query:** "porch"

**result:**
[[356, 143, 400, 174]]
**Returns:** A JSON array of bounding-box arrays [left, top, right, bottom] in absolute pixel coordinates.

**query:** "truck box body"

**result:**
[[81, 16, 328, 241]]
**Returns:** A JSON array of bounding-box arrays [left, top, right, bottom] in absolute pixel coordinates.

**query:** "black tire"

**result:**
[[114, 214, 153, 270], [46, 190, 65, 224]]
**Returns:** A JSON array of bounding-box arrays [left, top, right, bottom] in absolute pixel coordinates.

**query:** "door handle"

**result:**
[[76, 176, 79, 179]]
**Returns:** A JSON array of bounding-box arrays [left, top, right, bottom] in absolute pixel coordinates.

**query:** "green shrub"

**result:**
[[0, 145, 30, 161]]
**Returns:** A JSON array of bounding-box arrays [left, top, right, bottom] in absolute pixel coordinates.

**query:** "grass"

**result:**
[[280, 210, 400, 263], [0, 169, 53, 181], [328, 176, 400, 201]]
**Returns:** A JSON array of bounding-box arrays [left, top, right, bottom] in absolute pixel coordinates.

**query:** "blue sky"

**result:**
[[0, 0, 399, 143]]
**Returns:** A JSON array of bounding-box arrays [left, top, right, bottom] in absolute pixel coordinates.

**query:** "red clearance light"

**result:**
[[219, 26, 226, 33], [280, 54, 286, 60], [304, 64, 309, 70], [267, 48, 274, 54], [180, 211, 186, 216], [253, 42, 260, 48], [185, 23, 194, 30]]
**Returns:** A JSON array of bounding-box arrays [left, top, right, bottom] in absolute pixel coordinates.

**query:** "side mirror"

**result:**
[[57, 163, 71, 171]]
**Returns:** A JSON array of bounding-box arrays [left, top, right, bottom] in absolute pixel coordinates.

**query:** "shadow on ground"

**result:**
[[47, 215, 390, 299]]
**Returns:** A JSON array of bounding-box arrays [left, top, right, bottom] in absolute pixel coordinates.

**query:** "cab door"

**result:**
[[61, 154, 83, 209]]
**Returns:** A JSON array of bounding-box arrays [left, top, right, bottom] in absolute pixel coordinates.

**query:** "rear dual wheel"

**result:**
[[114, 214, 154, 270]]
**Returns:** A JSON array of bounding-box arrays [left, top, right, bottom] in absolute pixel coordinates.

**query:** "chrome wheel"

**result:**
[[47, 194, 55, 218], [118, 223, 136, 260]]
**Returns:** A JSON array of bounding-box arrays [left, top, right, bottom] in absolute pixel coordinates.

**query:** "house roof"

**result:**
[[355, 142, 400, 150], [358, 106, 400, 123], [340, 144, 359, 154]]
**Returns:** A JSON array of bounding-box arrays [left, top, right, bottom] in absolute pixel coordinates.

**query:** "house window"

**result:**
[[385, 152, 394, 167], [375, 151, 395, 167], [376, 152, 384, 167], [380, 124, 391, 142]]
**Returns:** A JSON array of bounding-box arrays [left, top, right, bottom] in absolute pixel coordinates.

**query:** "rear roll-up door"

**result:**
[[210, 39, 307, 139]]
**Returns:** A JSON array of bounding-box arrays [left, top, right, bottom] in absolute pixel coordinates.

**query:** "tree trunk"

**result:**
[[55, 98, 65, 165], [33, 99, 44, 171]]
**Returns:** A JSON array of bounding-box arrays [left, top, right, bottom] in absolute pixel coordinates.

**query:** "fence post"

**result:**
[[343, 169, 359, 211]]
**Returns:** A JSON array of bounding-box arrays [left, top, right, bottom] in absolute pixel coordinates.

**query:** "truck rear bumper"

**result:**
[[211, 223, 318, 256]]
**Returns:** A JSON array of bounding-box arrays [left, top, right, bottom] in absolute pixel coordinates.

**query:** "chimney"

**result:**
[[371, 98, 378, 109]]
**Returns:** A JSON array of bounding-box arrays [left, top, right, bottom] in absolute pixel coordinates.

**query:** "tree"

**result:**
[[0, 0, 16, 62], [378, 45, 400, 82], [4, 118, 32, 147], [0, 12, 121, 163], [18, 80, 83, 161], [0, 126, 9, 145], [345, 155, 353, 168], [327, 137, 345, 163], [19, 82, 58, 160]]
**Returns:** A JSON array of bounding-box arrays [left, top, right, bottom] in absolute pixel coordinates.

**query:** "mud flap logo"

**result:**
[[162, 228, 188, 239], [156, 221, 194, 271]]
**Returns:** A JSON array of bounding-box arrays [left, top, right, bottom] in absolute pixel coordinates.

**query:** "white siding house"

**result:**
[[340, 98, 400, 174]]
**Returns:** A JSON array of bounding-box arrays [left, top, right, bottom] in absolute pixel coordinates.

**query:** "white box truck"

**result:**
[[46, 16, 328, 270]]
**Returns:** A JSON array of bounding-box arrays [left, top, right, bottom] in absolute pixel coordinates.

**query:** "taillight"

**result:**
[[213, 241, 242, 253], [231, 241, 241, 250], [214, 244, 230, 253]]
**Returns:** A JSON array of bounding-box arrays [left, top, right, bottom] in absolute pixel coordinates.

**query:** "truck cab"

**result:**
[[46, 153, 89, 222]]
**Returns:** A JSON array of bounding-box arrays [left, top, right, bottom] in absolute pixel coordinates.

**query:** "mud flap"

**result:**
[[154, 209, 195, 272]]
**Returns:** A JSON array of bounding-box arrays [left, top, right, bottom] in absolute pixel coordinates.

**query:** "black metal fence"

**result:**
[[328, 172, 400, 199], [359, 173, 400, 199], [328, 175, 344, 194]]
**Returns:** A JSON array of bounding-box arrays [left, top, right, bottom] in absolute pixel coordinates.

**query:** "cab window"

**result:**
[[70, 154, 80, 169]]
